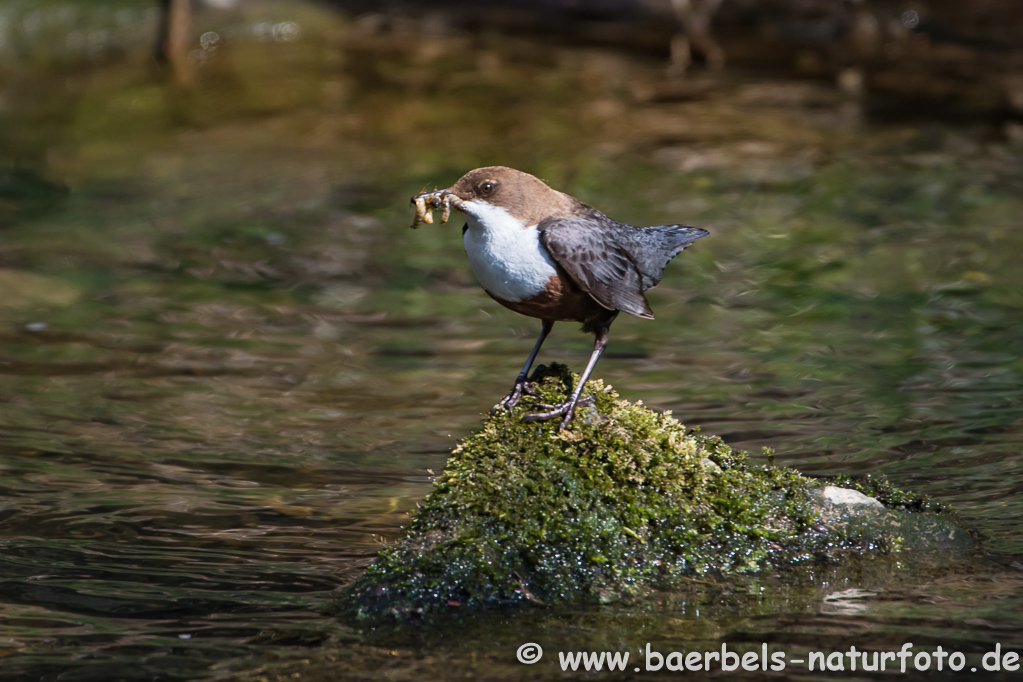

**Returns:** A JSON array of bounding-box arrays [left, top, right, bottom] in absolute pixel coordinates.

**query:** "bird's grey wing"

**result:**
[[538, 217, 654, 319], [617, 225, 709, 290]]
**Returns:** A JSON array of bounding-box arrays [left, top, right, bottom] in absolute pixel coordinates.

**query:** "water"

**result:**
[[0, 2, 1022, 679]]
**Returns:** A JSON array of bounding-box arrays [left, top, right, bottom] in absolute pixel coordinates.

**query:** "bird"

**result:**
[[411, 166, 708, 429]]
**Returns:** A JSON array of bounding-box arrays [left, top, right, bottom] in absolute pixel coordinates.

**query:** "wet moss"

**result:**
[[335, 365, 961, 625], [826, 473, 951, 514]]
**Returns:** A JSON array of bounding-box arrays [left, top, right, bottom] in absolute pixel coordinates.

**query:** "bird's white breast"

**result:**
[[461, 200, 558, 302]]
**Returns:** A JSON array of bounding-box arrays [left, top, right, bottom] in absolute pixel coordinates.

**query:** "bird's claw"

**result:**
[[490, 379, 538, 414], [522, 395, 594, 430]]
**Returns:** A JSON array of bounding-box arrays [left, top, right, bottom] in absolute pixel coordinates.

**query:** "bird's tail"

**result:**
[[623, 225, 708, 290]]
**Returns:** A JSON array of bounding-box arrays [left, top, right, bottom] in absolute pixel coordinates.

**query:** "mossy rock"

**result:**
[[335, 364, 968, 625]]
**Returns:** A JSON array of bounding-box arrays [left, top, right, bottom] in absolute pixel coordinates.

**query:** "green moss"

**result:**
[[334, 365, 963, 625], [826, 473, 952, 514]]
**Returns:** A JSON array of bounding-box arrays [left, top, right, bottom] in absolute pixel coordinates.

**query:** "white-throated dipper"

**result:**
[[411, 166, 708, 429]]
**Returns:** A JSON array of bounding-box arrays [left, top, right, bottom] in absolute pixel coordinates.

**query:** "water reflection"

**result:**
[[0, 0, 1022, 679]]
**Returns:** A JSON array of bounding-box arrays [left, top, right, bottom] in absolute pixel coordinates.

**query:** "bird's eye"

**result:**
[[479, 181, 495, 195]]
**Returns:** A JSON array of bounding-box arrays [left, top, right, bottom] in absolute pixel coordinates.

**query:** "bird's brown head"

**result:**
[[446, 166, 578, 225]]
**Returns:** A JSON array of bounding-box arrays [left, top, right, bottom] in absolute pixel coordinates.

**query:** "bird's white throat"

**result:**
[[461, 200, 558, 302]]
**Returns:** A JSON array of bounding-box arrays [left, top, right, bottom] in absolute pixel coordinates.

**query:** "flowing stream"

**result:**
[[0, 2, 1021, 679]]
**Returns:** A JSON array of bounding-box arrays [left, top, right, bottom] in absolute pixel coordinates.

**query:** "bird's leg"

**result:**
[[523, 322, 611, 430], [491, 319, 554, 414]]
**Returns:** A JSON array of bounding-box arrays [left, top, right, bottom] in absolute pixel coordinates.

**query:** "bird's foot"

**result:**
[[490, 378, 539, 414], [522, 395, 595, 431]]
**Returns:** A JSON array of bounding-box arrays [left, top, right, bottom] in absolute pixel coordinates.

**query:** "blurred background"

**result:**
[[1, 0, 1022, 680]]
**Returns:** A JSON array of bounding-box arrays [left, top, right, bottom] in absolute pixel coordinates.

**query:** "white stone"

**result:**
[[821, 485, 883, 508]]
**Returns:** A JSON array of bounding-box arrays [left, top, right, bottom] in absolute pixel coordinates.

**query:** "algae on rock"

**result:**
[[336, 364, 962, 624]]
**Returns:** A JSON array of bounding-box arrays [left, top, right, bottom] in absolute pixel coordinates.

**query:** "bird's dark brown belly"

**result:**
[[487, 269, 614, 329]]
